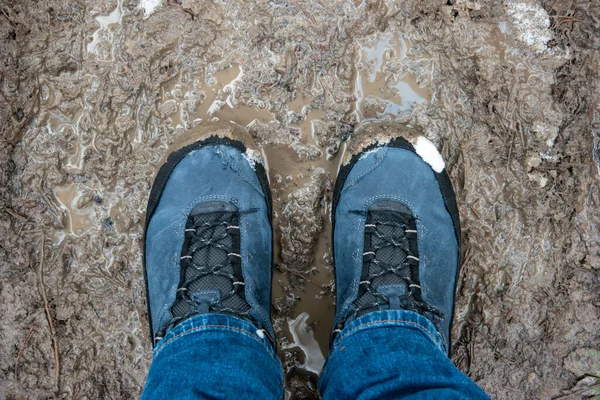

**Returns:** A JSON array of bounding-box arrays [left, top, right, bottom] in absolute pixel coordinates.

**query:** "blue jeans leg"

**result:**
[[141, 313, 284, 400], [319, 310, 490, 400]]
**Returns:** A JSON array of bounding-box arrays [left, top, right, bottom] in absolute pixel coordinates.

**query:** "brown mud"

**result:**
[[1, 0, 600, 399]]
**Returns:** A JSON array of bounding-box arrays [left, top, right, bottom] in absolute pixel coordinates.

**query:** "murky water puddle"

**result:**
[[47, 23, 430, 377], [150, 30, 430, 381], [87, 0, 123, 61], [282, 312, 327, 374], [355, 31, 430, 122], [53, 184, 96, 236]]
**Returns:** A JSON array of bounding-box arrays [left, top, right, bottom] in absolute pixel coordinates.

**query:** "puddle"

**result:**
[[287, 95, 328, 145], [355, 32, 430, 121], [483, 23, 508, 63], [282, 312, 327, 375], [159, 63, 273, 137], [61, 142, 87, 173], [47, 112, 71, 135], [87, 0, 123, 61], [5, 0, 597, 398], [53, 184, 95, 236]]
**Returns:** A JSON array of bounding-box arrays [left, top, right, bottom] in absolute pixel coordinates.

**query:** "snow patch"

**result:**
[[139, 0, 162, 17], [506, 2, 552, 53], [357, 138, 392, 161], [414, 136, 445, 173], [243, 148, 262, 170], [358, 147, 381, 161]]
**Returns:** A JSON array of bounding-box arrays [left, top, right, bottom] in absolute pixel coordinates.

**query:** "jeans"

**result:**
[[142, 310, 489, 399]]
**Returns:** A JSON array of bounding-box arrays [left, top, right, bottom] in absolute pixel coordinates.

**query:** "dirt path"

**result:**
[[1, 0, 599, 398]]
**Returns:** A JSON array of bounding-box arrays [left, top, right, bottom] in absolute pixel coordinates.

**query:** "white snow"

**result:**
[[139, 0, 162, 17], [358, 147, 382, 161], [242, 148, 262, 170], [414, 136, 445, 173], [506, 2, 552, 53]]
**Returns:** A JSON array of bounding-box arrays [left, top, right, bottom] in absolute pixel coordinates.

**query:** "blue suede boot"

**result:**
[[332, 123, 461, 352], [143, 123, 275, 346]]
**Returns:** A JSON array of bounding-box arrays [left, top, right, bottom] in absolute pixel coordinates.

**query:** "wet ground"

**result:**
[[1, 0, 600, 398]]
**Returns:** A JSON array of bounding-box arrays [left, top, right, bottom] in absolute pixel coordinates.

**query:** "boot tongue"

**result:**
[[190, 290, 222, 314], [378, 284, 408, 310]]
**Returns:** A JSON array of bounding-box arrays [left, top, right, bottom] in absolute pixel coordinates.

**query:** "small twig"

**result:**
[[467, 201, 480, 219], [468, 328, 475, 374], [37, 234, 60, 390], [3, 208, 26, 221], [38, 189, 61, 218], [0, 7, 16, 24], [17, 221, 28, 236], [551, 15, 581, 21], [3, 208, 29, 236], [558, 17, 581, 23], [292, 0, 318, 25], [281, 266, 324, 290], [461, 246, 474, 271], [15, 325, 35, 379], [552, 387, 596, 400]]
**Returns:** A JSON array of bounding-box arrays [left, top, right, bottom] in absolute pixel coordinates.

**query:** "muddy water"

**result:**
[[151, 32, 428, 378], [87, 0, 123, 61], [355, 32, 431, 122], [3, 1, 600, 399], [53, 184, 96, 236], [149, 56, 340, 377], [160, 63, 273, 132]]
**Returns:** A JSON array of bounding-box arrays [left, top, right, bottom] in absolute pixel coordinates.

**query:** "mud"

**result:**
[[1, 0, 600, 399]]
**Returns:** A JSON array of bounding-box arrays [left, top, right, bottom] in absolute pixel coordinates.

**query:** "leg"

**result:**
[[142, 314, 282, 399], [323, 123, 488, 399], [320, 310, 488, 399], [141, 123, 283, 399]]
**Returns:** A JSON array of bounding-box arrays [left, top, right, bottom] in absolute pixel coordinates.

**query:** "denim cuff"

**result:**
[[153, 313, 278, 360], [331, 309, 446, 354]]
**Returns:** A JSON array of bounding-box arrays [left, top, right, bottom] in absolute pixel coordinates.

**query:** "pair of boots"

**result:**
[[144, 122, 460, 355]]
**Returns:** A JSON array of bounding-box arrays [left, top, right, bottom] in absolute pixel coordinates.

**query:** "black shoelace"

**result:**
[[155, 211, 252, 343], [352, 209, 443, 325]]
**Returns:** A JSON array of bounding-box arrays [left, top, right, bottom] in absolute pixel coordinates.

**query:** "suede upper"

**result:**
[[333, 146, 459, 349], [145, 144, 274, 342]]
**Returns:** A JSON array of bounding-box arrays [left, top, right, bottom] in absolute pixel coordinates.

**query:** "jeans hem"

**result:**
[[153, 313, 278, 361], [331, 309, 445, 354]]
